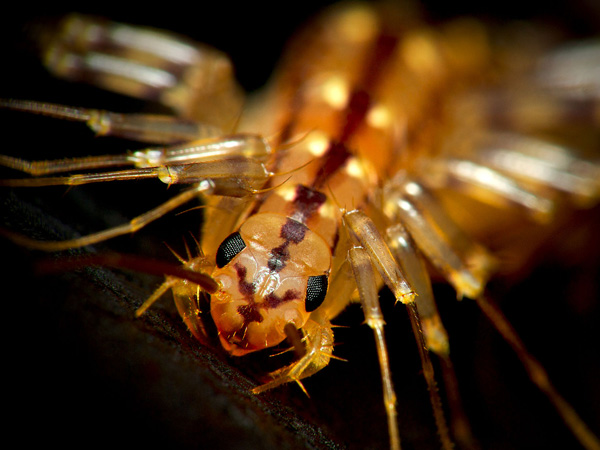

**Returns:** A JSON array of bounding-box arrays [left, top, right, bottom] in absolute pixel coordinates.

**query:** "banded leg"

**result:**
[[0, 99, 222, 145], [1, 151, 271, 251], [383, 176, 495, 299], [40, 14, 244, 130], [420, 132, 600, 225], [344, 209, 453, 450], [384, 176, 600, 450], [387, 223, 479, 449], [457, 132, 600, 206], [0, 103, 271, 176], [348, 246, 400, 450], [2, 185, 206, 251], [471, 39, 600, 133]]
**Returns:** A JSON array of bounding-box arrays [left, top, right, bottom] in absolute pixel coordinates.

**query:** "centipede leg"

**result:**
[[344, 209, 454, 450], [0, 99, 222, 145], [349, 245, 400, 450], [41, 15, 243, 129], [2, 185, 206, 251], [387, 223, 479, 450], [384, 175, 600, 449], [476, 293, 600, 450]]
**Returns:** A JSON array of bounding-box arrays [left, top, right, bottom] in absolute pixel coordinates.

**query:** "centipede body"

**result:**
[[1, 2, 600, 449]]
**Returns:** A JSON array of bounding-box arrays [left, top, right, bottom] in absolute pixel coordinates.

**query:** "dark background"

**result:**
[[1, 1, 599, 449]]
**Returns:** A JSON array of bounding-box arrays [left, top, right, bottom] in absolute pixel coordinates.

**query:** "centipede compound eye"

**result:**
[[305, 274, 328, 312], [216, 232, 246, 268]]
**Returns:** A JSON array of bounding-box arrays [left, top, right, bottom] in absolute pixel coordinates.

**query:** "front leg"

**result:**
[[251, 313, 335, 395]]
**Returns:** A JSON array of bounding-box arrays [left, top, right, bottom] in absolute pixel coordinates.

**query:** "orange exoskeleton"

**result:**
[[1, 2, 599, 449]]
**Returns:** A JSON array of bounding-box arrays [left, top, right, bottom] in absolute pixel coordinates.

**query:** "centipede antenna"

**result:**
[[35, 252, 218, 295]]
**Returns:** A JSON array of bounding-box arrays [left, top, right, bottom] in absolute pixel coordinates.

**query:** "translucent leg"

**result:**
[[383, 176, 600, 450], [348, 246, 400, 450], [251, 314, 335, 395], [2, 185, 207, 251], [383, 177, 496, 299], [344, 209, 453, 450], [533, 39, 600, 101], [41, 14, 244, 129], [421, 156, 555, 223], [0, 110, 270, 176], [387, 223, 479, 450], [0, 99, 222, 144], [477, 293, 600, 450], [452, 40, 600, 134], [463, 132, 600, 207]]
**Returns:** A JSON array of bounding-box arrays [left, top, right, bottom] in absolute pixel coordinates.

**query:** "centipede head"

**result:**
[[210, 213, 331, 356]]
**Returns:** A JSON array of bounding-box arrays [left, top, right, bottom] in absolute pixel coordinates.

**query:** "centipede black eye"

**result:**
[[305, 275, 328, 312], [216, 232, 246, 268]]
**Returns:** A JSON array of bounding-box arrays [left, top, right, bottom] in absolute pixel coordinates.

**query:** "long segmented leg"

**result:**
[[383, 176, 495, 300], [384, 175, 600, 450], [461, 132, 600, 206], [386, 223, 479, 449], [344, 209, 453, 450], [0, 100, 272, 177], [348, 245, 401, 450], [40, 14, 244, 130], [0, 127, 272, 250], [2, 185, 207, 251], [0, 99, 223, 145], [420, 132, 600, 226], [1, 163, 269, 251]]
